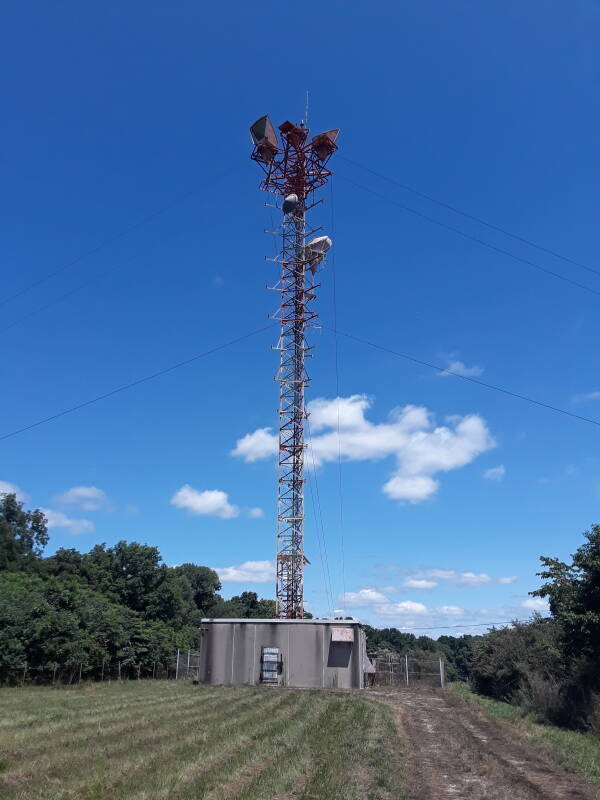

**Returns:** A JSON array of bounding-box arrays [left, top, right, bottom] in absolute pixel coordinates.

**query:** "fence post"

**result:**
[[439, 658, 445, 688], [175, 648, 180, 680], [187, 649, 190, 676], [101, 659, 105, 682], [118, 661, 121, 681], [79, 663, 83, 684], [152, 661, 156, 679], [405, 654, 409, 687]]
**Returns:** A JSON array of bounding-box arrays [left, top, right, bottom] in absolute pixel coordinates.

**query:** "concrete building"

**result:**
[[198, 619, 368, 689]]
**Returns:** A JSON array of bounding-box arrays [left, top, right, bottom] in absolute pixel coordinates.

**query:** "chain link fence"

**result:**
[[8, 657, 188, 686], [173, 649, 201, 680], [369, 651, 446, 688]]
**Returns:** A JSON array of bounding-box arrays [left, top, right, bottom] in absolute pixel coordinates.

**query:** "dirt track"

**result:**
[[375, 688, 599, 800]]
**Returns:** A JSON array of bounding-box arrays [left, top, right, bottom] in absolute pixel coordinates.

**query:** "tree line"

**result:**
[[0, 492, 275, 683]]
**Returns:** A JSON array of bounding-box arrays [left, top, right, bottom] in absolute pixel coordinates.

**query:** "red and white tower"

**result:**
[[250, 115, 339, 618]]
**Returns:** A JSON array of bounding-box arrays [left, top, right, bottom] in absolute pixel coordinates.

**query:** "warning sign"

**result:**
[[331, 627, 354, 642]]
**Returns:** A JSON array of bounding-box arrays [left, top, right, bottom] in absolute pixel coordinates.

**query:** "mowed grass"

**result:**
[[449, 682, 600, 787], [0, 681, 404, 800]]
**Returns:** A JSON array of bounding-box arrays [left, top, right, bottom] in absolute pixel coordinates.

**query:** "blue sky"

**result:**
[[2, 1, 599, 635]]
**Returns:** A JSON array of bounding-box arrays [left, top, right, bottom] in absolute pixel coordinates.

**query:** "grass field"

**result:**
[[449, 682, 600, 787], [0, 681, 404, 800]]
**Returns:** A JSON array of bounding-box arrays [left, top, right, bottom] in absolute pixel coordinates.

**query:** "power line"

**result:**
[[0, 324, 274, 442], [384, 619, 532, 632], [339, 174, 600, 298], [340, 154, 600, 280], [330, 177, 347, 608], [305, 472, 335, 619], [0, 168, 234, 309], [305, 417, 336, 619], [324, 326, 600, 429], [0, 253, 142, 334]]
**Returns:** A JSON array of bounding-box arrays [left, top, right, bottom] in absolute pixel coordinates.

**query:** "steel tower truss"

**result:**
[[251, 119, 338, 618]]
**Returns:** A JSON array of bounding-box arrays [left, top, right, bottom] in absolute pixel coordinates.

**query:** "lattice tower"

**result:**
[[250, 116, 339, 618]]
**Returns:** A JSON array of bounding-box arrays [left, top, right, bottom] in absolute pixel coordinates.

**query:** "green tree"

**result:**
[[532, 523, 600, 659], [207, 591, 278, 618], [0, 493, 48, 571], [0, 572, 49, 679], [257, 598, 277, 617], [437, 634, 480, 681], [172, 563, 221, 613], [470, 617, 564, 702], [363, 625, 418, 654], [37, 547, 85, 580], [73, 541, 185, 625]]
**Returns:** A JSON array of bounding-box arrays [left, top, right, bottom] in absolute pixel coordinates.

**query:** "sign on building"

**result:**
[[331, 627, 354, 642], [261, 646, 281, 683]]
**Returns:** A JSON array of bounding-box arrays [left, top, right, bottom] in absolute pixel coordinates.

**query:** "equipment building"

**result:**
[[198, 619, 368, 690]]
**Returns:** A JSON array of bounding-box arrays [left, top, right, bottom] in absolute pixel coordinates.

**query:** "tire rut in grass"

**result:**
[[382, 688, 599, 800]]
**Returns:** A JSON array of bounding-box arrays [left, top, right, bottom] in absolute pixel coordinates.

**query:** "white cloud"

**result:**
[[404, 578, 438, 589], [215, 560, 275, 583], [384, 475, 438, 503], [439, 360, 484, 378], [452, 571, 493, 586], [231, 428, 278, 462], [0, 480, 28, 502], [425, 569, 492, 586], [54, 486, 111, 511], [171, 485, 239, 519], [309, 395, 374, 432], [572, 390, 600, 403], [341, 589, 389, 606], [374, 601, 429, 616], [522, 597, 550, 613], [248, 507, 264, 519], [41, 508, 94, 535], [233, 395, 494, 504], [404, 568, 515, 588], [437, 605, 464, 615], [484, 465, 505, 482]]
